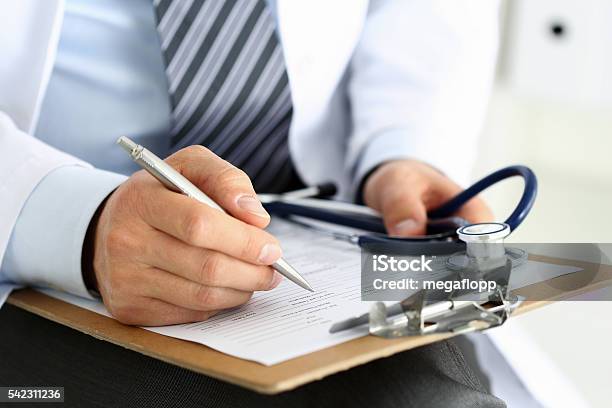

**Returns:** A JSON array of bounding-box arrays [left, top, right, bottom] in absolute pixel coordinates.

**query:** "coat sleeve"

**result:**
[[0, 114, 127, 300], [0, 1, 125, 303], [346, 0, 501, 196]]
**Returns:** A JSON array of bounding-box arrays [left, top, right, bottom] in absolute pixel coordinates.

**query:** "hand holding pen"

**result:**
[[82, 139, 311, 326]]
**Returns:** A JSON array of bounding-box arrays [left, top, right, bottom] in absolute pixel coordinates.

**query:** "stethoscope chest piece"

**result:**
[[446, 222, 526, 272]]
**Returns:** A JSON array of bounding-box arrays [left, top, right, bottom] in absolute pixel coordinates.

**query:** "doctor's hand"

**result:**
[[363, 160, 493, 237], [86, 146, 283, 326]]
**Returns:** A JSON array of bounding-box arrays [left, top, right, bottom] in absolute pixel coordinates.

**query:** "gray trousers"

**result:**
[[0, 304, 505, 408]]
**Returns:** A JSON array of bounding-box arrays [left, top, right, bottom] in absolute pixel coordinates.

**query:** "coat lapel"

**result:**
[[274, 0, 368, 128]]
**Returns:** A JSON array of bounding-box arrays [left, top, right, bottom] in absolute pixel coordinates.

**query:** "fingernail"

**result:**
[[237, 195, 269, 218], [391, 219, 419, 237], [258, 243, 282, 265], [270, 271, 284, 289]]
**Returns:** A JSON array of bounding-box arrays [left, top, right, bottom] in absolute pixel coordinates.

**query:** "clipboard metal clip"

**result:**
[[367, 287, 523, 339], [372, 254, 523, 338], [330, 257, 523, 338]]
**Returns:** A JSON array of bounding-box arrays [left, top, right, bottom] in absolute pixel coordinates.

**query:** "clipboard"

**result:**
[[7, 254, 612, 394]]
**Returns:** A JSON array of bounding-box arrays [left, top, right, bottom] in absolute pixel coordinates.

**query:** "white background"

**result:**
[[471, 1, 612, 406]]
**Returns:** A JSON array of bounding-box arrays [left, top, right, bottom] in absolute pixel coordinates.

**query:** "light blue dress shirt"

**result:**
[[0, 0, 171, 296]]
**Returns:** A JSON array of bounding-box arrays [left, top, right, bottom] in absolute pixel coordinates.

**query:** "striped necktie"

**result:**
[[154, 0, 303, 193]]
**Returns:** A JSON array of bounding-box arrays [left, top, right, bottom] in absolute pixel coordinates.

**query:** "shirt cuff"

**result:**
[[1, 166, 127, 299]]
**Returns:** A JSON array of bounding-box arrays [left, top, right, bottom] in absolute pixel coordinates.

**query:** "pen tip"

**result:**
[[298, 278, 315, 292], [273, 258, 315, 292], [293, 273, 315, 293]]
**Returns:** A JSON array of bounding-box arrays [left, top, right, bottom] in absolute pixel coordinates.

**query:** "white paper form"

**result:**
[[40, 219, 581, 365], [148, 219, 380, 364]]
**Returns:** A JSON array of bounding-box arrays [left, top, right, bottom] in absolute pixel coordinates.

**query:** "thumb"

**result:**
[[379, 190, 428, 237], [165, 145, 270, 229]]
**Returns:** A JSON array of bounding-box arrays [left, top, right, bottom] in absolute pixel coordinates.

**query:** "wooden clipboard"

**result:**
[[7, 254, 612, 394]]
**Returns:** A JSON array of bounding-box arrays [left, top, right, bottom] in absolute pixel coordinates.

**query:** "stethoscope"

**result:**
[[259, 165, 537, 251]]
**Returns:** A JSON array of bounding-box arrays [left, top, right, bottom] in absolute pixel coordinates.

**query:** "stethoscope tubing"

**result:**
[[427, 165, 537, 232], [263, 165, 538, 240], [263, 201, 387, 233]]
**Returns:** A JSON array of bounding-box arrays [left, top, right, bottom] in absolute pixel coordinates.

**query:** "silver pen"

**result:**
[[117, 136, 314, 292]]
